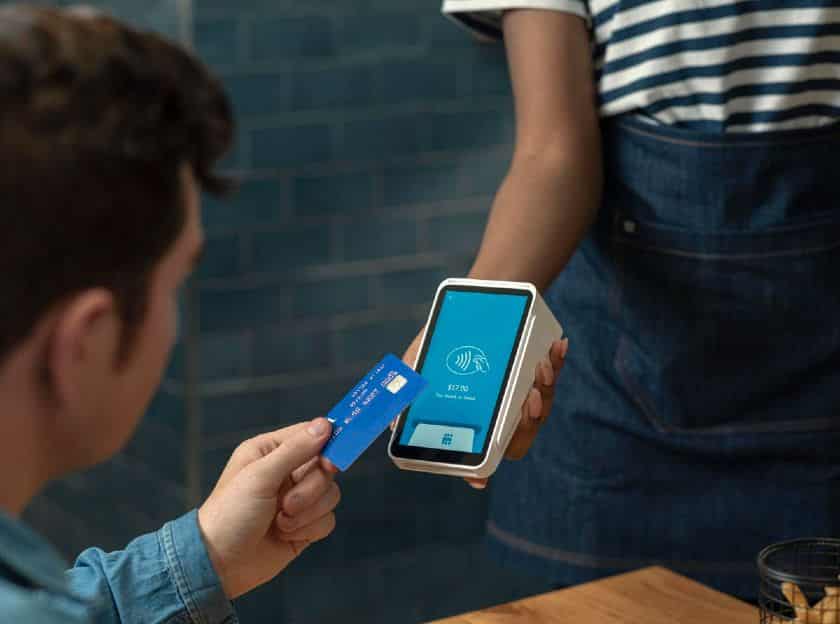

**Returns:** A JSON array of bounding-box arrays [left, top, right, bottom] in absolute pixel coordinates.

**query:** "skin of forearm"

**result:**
[[468, 136, 603, 291]]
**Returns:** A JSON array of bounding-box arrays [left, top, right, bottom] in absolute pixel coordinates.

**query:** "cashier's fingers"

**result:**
[[551, 338, 569, 371], [504, 388, 545, 461], [535, 357, 557, 410], [391, 330, 424, 431]]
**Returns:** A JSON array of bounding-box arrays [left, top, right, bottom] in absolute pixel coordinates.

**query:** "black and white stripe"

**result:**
[[443, 0, 840, 132]]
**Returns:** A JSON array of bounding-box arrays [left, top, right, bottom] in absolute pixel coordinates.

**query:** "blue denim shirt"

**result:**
[[0, 509, 238, 623]]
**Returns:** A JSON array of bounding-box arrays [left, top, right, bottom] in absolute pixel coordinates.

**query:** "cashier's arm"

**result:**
[[474, 9, 601, 287], [404, 10, 598, 484]]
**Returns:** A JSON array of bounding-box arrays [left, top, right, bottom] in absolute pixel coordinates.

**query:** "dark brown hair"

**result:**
[[0, 5, 234, 363]]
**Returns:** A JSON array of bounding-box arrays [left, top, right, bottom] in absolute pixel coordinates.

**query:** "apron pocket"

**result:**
[[609, 213, 840, 435]]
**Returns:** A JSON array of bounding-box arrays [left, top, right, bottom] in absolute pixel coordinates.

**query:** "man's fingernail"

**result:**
[[472, 481, 487, 490], [561, 338, 569, 357], [308, 418, 329, 437]]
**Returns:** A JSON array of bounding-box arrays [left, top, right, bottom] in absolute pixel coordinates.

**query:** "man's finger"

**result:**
[[392, 331, 423, 431], [213, 422, 312, 489], [277, 482, 341, 533], [320, 456, 339, 474], [282, 467, 334, 517], [291, 457, 320, 485], [276, 512, 337, 543], [244, 418, 332, 496], [465, 477, 488, 489], [255, 422, 314, 450]]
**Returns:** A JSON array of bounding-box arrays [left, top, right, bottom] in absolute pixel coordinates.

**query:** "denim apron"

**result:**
[[486, 116, 840, 599]]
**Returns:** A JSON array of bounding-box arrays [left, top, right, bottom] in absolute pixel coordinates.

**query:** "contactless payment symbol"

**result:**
[[446, 345, 490, 376]]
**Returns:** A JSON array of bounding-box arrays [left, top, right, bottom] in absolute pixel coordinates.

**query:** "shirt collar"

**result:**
[[0, 508, 69, 594]]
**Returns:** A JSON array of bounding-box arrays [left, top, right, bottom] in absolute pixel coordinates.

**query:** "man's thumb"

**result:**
[[247, 418, 332, 494]]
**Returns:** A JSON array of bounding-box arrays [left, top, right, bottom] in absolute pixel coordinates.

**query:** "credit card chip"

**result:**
[[386, 374, 408, 394]]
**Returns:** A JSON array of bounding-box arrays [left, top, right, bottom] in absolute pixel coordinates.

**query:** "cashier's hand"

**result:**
[[400, 333, 569, 490], [198, 418, 340, 600]]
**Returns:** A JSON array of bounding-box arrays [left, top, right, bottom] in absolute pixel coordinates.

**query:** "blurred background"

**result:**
[[13, 0, 556, 621]]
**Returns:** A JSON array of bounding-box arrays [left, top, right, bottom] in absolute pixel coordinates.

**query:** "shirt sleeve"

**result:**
[[441, 0, 588, 42], [66, 510, 237, 624]]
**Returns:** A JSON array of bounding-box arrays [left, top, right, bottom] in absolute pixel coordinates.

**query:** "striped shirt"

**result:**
[[442, 0, 840, 132]]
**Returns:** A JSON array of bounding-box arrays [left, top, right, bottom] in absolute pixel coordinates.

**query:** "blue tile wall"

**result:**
[[291, 276, 372, 319], [293, 172, 376, 217], [196, 234, 242, 280], [384, 162, 461, 206], [342, 216, 418, 261], [193, 16, 238, 67], [190, 5, 537, 620], [199, 330, 252, 381], [204, 177, 289, 233], [382, 60, 459, 102], [252, 325, 332, 376], [381, 267, 449, 306], [342, 113, 429, 161], [252, 225, 332, 271], [467, 47, 513, 97], [200, 283, 292, 331], [251, 124, 333, 169], [427, 212, 489, 254], [337, 318, 421, 365], [339, 13, 423, 55], [249, 17, 337, 62], [19, 1, 553, 622]]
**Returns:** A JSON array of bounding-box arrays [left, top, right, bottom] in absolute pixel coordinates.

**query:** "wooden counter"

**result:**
[[428, 567, 757, 624]]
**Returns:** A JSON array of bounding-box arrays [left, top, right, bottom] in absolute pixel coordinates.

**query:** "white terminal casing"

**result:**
[[388, 278, 564, 479]]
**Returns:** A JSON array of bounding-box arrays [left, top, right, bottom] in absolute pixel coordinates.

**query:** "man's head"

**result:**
[[0, 6, 233, 475]]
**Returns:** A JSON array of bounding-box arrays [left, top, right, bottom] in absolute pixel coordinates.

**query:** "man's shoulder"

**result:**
[[0, 577, 91, 623]]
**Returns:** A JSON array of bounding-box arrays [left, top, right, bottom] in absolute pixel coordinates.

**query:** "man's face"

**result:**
[[78, 168, 204, 463]]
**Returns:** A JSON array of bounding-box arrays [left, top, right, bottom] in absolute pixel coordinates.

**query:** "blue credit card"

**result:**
[[322, 354, 427, 471]]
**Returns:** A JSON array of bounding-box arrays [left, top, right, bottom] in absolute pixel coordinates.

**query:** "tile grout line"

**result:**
[[179, 0, 202, 514]]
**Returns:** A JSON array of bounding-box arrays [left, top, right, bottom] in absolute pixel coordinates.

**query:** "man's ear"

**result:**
[[46, 288, 120, 407]]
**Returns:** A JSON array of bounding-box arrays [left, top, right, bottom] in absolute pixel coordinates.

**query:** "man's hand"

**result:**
[[197, 418, 340, 599], [400, 330, 569, 489]]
